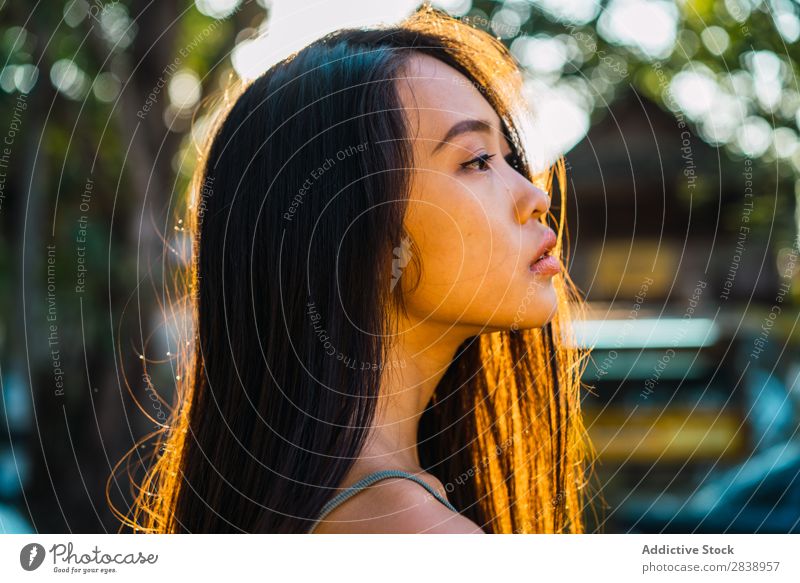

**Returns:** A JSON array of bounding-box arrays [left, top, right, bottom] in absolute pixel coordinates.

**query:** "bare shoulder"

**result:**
[[313, 475, 485, 534]]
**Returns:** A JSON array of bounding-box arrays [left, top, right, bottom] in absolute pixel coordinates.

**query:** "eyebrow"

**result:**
[[431, 118, 494, 155]]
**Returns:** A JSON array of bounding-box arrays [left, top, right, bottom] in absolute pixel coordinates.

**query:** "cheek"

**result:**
[[405, 183, 493, 286], [403, 178, 521, 304]]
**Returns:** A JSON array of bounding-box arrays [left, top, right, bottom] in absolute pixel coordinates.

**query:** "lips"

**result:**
[[530, 228, 557, 265], [529, 229, 560, 276]]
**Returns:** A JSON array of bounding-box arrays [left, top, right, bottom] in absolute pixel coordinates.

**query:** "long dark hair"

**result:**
[[116, 6, 595, 534]]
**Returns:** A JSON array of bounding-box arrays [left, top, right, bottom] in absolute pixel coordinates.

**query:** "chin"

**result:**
[[506, 284, 559, 332], [447, 277, 560, 333]]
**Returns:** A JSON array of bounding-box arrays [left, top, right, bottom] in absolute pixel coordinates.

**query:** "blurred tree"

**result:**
[[0, 0, 265, 532], [462, 0, 799, 247]]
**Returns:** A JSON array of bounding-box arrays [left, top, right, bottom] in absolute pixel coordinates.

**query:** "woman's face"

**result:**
[[396, 54, 559, 335]]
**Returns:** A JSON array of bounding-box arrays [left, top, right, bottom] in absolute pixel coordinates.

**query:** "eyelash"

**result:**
[[460, 152, 522, 172], [460, 153, 496, 172]]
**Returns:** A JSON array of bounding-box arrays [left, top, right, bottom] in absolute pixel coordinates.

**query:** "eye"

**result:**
[[460, 153, 496, 172]]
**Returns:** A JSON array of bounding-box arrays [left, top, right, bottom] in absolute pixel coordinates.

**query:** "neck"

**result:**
[[359, 316, 473, 472]]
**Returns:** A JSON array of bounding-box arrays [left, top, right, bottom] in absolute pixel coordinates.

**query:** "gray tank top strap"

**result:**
[[307, 469, 457, 533]]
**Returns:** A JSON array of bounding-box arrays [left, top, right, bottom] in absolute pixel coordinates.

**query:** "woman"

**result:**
[[119, 5, 594, 534]]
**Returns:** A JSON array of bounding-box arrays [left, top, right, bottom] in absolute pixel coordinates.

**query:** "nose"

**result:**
[[512, 173, 550, 224]]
